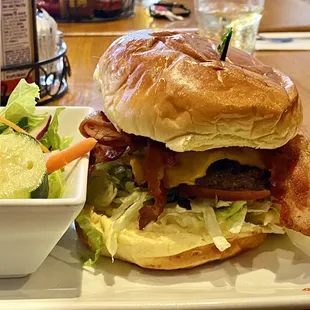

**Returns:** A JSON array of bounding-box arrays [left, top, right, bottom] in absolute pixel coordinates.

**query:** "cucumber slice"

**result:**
[[0, 131, 47, 199], [31, 173, 49, 199]]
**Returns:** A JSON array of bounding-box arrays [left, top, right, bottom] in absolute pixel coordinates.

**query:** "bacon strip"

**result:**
[[79, 111, 132, 147], [268, 134, 310, 236], [90, 144, 128, 165], [79, 111, 148, 154], [139, 141, 167, 229]]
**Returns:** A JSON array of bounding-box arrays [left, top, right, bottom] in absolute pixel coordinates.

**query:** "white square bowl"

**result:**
[[0, 106, 92, 278]]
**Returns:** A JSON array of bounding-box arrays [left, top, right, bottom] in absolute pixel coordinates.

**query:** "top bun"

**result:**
[[94, 30, 302, 152]]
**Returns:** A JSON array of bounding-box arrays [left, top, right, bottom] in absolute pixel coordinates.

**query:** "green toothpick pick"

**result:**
[[217, 28, 233, 61]]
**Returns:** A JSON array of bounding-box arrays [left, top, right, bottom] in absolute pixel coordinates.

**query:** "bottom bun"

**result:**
[[75, 221, 266, 270]]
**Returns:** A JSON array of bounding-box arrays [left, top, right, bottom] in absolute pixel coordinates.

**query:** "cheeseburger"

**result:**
[[76, 30, 310, 270]]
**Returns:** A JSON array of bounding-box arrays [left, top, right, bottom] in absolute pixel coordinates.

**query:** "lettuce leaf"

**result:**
[[157, 205, 205, 231], [213, 201, 248, 234], [60, 136, 73, 150], [87, 168, 118, 208], [192, 201, 231, 252], [266, 223, 285, 234], [0, 79, 47, 132], [246, 204, 280, 226], [225, 206, 247, 234], [76, 209, 105, 266], [40, 108, 73, 151], [215, 201, 246, 223], [204, 206, 231, 251], [247, 200, 272, 213], [105, 191, 148, 258], [215, 200, 232, 208], [83, 162, 151, 260], [79, 191, 149, 262], [111, 191, 149, 220], [87, 162, 140, 210], [48, 170, 65, 198]]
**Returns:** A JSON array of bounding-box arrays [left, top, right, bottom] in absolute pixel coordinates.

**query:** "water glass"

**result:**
[[195, 0, 265, 54]]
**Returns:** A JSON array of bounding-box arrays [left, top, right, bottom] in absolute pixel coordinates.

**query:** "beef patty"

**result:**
[[196, 159, 271, 191]]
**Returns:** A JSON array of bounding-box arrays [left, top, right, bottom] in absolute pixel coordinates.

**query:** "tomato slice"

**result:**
[[179, 185, 271, 201]]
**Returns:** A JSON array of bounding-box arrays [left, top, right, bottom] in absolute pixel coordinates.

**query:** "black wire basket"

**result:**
[[1, 42, 71, 106]]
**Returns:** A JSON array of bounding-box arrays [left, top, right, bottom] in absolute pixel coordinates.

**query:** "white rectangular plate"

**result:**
[[0, 224, 310, 310]]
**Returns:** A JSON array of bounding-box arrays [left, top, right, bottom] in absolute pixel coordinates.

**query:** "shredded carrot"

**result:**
[[46, 138, 97, 174], [0, 116, 50, 153]]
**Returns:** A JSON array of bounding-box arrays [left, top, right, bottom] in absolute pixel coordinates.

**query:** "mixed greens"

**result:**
[[0, 79, 72, 199], [76, 161, 284, 265]]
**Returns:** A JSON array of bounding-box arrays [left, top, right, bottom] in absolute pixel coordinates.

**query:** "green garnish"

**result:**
[[217, 28, 233, 61]]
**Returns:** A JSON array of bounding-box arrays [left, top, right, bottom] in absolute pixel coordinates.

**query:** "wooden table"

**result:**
[[58, 0, 310, 36]]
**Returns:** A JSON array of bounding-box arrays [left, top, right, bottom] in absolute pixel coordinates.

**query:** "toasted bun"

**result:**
[[75, 220, 266, 270], [94, 30, 302, 152]]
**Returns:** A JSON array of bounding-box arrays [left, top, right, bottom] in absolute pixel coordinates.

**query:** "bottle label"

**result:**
[[1, 0, 35, 96]]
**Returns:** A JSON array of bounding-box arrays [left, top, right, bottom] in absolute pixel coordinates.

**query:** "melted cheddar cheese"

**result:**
[[130, 147, 265, 189]]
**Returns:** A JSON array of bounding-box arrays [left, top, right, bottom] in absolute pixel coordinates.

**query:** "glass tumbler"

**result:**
[[195, 0, 265, 54]]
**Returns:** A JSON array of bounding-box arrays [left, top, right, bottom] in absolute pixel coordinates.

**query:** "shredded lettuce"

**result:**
[[215, 201, 246, 223], [40, 108, 73, 151], [246, 204, 280, 226], [76, 191, 148, 264], [111, 191, 149, 220], [80, 162, 288, 264], [86, 162, 141, 210], [247, 200, 272, 213], [204, 207, 231, 251], [85, 162, 150, 259], [192, 201, 231, 251], [266, 223, 285, 234], [105, 191, 148, 258], [156, 205, 205, 232], [215, 200, 232, 208], [224, 206, 248, 234], [87, 168, 118, 208], [76, 209, 105, 266], [0, 79, 47, 132], [48, 170, 66, 198], [154, 198, 282, 253]]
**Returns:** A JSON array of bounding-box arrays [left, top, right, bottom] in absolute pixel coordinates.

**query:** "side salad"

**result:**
[[0, 79, 96, 199]]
